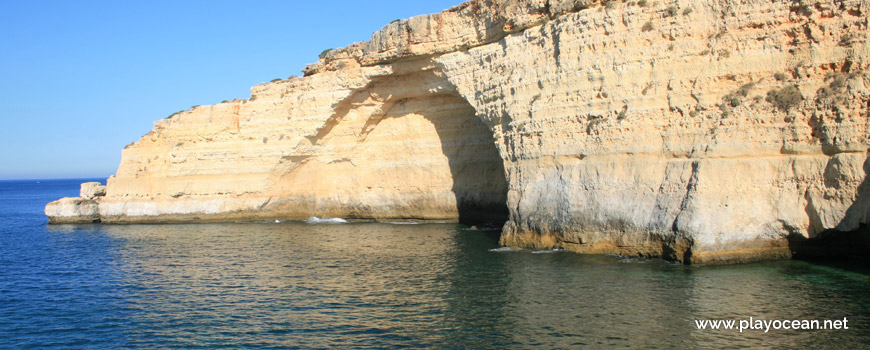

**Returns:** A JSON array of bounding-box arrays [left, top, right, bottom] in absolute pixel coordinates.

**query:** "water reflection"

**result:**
[[33, 222, 870, 348], [95, 222, 463, 348], [494, 253, 695, 348], [440, 226, 515, 347], [685, 261, 870, 348]]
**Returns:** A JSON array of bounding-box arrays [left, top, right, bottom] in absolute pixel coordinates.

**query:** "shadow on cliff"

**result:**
[[373, 68, 509, 226], [788, 154, 870, 263], [278, 62, 510, 225], [426, 95, 509, 226]]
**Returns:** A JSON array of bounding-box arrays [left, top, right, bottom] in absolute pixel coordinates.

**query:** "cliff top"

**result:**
[[302, 0, 605, 75]]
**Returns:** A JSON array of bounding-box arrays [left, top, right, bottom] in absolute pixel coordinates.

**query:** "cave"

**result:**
[[278, 64, 509, 226], [423, 92, 510, 226]]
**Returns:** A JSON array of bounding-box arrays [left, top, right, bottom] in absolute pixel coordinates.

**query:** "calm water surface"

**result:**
[[1, 179, 868, 348]]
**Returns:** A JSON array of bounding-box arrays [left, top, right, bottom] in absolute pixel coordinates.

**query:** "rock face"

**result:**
[[45, 183, 106, 224], [80, 182, 106, 199], [48, 0, 870, 264]]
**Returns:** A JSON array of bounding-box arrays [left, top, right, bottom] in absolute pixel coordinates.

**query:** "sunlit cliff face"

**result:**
[[101, 58, 509, 225], [49, 0, 870, 265], [268, 63, 509, 225]]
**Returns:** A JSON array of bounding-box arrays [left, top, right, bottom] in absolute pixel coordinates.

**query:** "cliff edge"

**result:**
[[47, 0, 870, 265]]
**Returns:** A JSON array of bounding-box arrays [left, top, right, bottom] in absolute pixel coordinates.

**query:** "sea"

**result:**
[[1, 178, 868, 349]]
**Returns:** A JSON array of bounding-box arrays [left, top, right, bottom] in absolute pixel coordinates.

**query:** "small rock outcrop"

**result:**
[[80, 182, 106, 199], [46, 0, 870, 264], [45, 182, 106, 224]]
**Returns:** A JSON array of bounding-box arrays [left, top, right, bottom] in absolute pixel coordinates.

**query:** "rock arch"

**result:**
[[269, 60, 509, 225]]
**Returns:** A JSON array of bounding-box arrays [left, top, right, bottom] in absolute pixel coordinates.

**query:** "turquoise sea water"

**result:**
[[1, 179, 869, 348]]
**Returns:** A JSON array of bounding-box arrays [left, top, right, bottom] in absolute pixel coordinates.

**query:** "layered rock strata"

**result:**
[[48, 0, 869, 264]]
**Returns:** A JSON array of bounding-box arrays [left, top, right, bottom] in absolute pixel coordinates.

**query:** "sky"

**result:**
[[0, 0, 462, 180]]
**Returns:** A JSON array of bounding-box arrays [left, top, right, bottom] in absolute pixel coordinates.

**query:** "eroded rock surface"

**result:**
[[80, 182, 106, 199], [46, 182, 106, 224], [47, 0, 870, 264]]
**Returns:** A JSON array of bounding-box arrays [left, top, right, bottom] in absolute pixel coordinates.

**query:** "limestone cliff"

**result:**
[[47, 0, 870, 265], [45, 182, 106, 224]]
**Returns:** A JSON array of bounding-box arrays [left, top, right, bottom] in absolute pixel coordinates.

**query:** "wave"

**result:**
[[385, 221, 420, 225], [531, 248, 565, 254], [304, 216, 348, 224], [488, 247, 514, 252]]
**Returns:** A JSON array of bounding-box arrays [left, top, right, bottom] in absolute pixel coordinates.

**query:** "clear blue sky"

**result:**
[[0, 0, 461, 180]]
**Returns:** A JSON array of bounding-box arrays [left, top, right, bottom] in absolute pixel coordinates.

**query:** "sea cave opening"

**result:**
[[375, 73, 509, 226], [422, 92, 510, 227], [281, 64, 509, 226]]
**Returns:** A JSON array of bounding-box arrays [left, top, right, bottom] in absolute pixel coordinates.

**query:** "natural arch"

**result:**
[[272, 63, 509, 225]]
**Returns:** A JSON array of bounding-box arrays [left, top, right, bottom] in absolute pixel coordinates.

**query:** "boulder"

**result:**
[[44, 197, 100, 224], [80, 182, 106, 199]]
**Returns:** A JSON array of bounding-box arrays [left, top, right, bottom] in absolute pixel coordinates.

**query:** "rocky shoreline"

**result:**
[[45, 182, 105, 224], [46, 0, 870, 265]]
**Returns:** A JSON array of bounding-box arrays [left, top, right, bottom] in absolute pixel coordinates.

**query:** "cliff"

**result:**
[[47, 0, 870, 265]]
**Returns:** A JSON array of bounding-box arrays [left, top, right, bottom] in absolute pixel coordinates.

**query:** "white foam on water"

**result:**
[[488, 247, 514, 252], [386, 221, 420, 225], [531, 248, 565, 254], [304, 216, 349, 224]]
